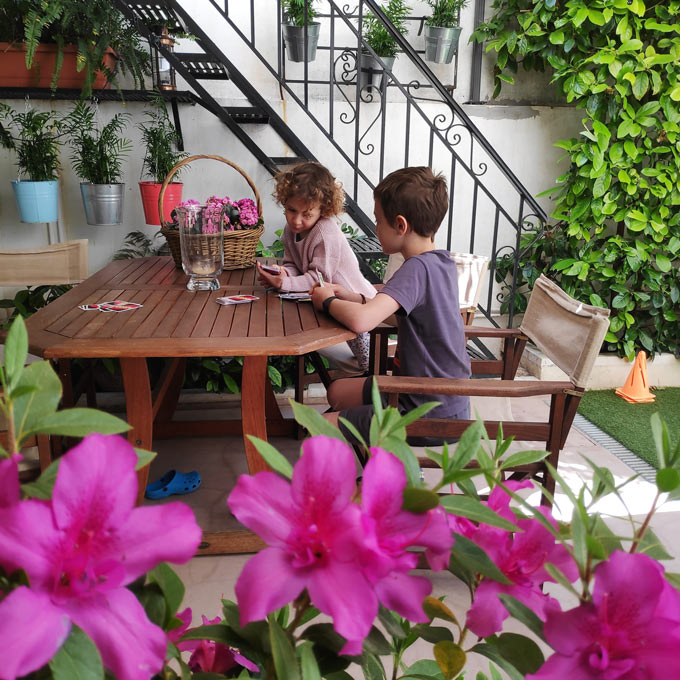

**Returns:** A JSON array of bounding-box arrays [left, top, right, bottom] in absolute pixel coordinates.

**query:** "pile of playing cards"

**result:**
[[279, 292, 312, 302], [79, 300, 142, 312], [216, 295, 259, 305]]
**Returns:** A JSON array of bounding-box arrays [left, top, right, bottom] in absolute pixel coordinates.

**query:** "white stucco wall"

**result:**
[[0, 0, 581, 313]]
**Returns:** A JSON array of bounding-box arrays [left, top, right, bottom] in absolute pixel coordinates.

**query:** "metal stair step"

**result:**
[[348, 236, 384, 258], [126, 2, 185, 31], [269, 156, 308, 166], [224, 107, 269, 124], [176, 53, 229, 80]]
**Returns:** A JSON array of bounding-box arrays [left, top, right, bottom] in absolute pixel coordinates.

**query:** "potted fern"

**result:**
[[359, 0, 411, 92], [68, 102, 132, 226], [0, 103, 66, 223], [281, 0, 320, 63], [137, 96, 187, 226], [424, 0, 469, 64]]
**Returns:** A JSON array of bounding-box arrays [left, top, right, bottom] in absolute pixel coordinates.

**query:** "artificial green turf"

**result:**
[[577, 387, 680, 469]]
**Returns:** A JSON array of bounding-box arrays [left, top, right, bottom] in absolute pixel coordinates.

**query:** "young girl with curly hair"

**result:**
[[257, 161, 375, 373]]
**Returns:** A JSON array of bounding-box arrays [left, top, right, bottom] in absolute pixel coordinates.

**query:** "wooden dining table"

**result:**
[[25, 256, 355, 553]]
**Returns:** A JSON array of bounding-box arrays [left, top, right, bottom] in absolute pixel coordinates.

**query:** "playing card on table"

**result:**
[[100, 300, 143, 312], [216, 295, 259, 305], [279, 292, 312, 302]]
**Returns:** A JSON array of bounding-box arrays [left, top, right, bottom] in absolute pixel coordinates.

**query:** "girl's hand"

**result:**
[[257, 262, 287, 289], [311, 284, 335, 312]]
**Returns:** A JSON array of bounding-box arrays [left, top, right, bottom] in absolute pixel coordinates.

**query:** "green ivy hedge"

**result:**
[[474, 0, 680, 359]]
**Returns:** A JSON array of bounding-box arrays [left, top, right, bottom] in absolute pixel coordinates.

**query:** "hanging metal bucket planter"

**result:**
[[282, 22, 321, 62], [11, 180, 59, 223], [80, 183, 125, 226], [424, 25, 462, 65], [358, 53, 395, 94]]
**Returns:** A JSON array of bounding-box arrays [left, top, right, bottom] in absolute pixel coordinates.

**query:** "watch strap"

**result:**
[[322, 295, 339, 314]]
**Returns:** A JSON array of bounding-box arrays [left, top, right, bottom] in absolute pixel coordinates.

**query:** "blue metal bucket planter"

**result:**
[[11, 180, 59, 223]]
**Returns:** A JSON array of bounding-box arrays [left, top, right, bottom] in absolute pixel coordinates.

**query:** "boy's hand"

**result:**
[[257, 262, 287, 289], [310, 282, 352, 299]]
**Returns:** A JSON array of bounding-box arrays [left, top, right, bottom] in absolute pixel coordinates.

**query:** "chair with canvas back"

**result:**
[[0, 240, 89, 473], [374, 274, 611, 502]]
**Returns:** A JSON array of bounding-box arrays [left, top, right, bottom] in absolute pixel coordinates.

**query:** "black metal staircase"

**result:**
[[113, 0, 548, 325]]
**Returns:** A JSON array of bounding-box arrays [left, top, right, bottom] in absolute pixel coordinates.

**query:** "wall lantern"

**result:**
[[151, 26, 176, 91]]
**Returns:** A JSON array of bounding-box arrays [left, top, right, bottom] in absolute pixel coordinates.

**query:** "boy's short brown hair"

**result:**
[[273, 162, 345, 218], [373, 166, 448, 239]]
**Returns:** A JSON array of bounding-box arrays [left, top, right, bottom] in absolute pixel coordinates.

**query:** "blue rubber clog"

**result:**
[[145, 470, 201, 500]]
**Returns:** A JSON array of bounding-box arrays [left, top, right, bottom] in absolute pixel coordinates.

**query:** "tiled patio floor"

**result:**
[[143, 390, 680, 677]]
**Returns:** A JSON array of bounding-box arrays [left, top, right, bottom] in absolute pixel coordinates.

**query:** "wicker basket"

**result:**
[[159, 154, 265, 270]]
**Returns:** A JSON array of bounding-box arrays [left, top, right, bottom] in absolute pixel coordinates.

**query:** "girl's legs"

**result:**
[[323, 376, 368, 428]]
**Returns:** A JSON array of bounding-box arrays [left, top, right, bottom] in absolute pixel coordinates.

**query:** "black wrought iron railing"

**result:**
[[117, 0, 548, 326]]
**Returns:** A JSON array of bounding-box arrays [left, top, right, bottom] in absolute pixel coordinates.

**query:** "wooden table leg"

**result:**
[[241, 355, 270, 475], [120, 358, 153, 506], [153, 358, 186, 424]]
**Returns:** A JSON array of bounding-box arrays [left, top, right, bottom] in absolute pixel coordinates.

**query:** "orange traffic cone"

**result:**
[[615, 351, 655, 403]]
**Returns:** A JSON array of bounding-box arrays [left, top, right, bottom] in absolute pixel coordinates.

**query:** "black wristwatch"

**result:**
[[322, 295, 338, 315]]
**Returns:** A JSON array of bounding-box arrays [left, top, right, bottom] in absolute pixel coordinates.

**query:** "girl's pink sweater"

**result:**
[[279, 217, 377, 298]]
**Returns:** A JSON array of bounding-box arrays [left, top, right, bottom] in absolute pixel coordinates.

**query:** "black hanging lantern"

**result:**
[[151, 26, 176, 91]]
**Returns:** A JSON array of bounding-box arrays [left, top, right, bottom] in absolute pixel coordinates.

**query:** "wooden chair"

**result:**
[[375, 275, 611, 501], [0, 240, 89, 473]]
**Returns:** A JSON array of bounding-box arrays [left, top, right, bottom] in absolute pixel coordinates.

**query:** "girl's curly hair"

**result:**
[[273, 162, 345, 218]]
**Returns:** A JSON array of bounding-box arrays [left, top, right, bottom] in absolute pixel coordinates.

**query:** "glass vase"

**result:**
[[176, 203, 224, 291]]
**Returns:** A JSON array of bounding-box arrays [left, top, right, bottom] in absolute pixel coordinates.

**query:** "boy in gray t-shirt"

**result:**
[[311, 166, 471, 445]]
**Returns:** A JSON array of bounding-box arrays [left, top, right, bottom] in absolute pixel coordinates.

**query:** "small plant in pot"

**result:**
[[68, 102, 132, 226], [281, 0, 320, 63], [424, 0, 469, 64], [359, 0, 411, 92], [0, 103, 67, 223], [137, 95, 187, 226]]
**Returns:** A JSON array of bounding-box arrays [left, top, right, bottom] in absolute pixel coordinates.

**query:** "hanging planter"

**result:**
[[423, 0, 469, 65], [423, 25, 462, 64], [139, 181, 183, 226], [0, 104, 66, 224], [11, 180, 59, 223], [358, 53, 396, 92], [282, 22, 321, 62], [68, 103, 131, 226]]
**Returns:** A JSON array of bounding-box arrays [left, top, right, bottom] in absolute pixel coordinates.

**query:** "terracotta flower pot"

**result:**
[[0, 43, 117, 89], [139, 181, 183, 226]]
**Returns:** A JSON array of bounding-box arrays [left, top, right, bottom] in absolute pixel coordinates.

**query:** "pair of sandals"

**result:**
[[145, 470, 201, 500]]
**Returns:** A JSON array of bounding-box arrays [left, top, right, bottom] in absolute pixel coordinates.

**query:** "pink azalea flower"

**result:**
[[529, 551, 680, 680], [464, 481, 578, 638], [227, 435, 377, 655], [0, 434, 202, 680], [167, 607, 193, 644], [0, 453, 21, 508], [359, 448, 454, 622], [178, 615, 258, 675]]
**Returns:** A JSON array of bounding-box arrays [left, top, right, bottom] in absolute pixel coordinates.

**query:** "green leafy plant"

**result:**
[[363, 0, 411, 58], [68, 102, 132, 184], [281, 0, 318, 26], [113, 230, 165, 260], [0, 0, 150, 96], [137, 95, 188, 184], [425, 0, 469, 28], [0, 104, 68, 181], [473, 0, 680, 359], [0, 285, 71, 329]]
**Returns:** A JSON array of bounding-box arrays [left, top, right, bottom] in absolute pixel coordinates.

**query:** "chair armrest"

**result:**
[[375, 375, 575, 397], [463, 326, 526, 339]]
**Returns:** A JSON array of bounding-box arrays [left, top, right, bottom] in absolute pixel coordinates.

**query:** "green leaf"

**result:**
[[134, 447, 156, 470], [440, 496, 518, 531], [50, 624, 104, 680], [423, 597, 459, 626], [290, 400, 346, 441], [21, 457, 60, 499], [3, 315, 28, 391], [378, 605, 407, 639], [412, 624, 453, 644], [633, 527, 672, 560], [500, 450, 548, 469], [402, 487, 440, 513], [471, 643, 523, 680], [448, 419, 485, 471], [364, 626, 392, 655], [269, 618, 300, 680], [449, 532, 512, 584], [498, 594, 546, 641], [361, 652, 384, 680], [299, 641, 322, 680], [656, 254, 672, 272], [489, 633, 544, 674], [148, 563, 185, 620], [656, 468, 680, 493], [549, 30, 564, 44], [247, 436, 293, 479], [433, 641, 466, 679], [27, 408, 130, 438]]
